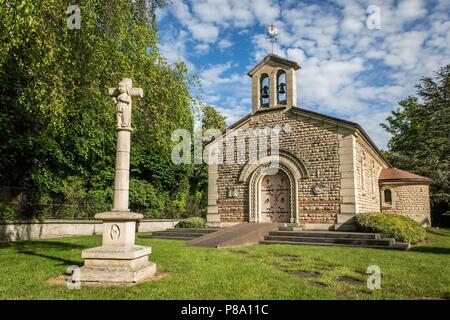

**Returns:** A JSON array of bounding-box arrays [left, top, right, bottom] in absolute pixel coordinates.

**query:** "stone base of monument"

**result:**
[[79, 211, 157, 285]]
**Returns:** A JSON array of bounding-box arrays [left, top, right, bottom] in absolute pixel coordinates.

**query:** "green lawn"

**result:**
[[0, 228, 449, 300]]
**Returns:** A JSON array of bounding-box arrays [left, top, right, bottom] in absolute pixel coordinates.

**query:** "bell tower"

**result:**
[[247, 54, 300, 114]]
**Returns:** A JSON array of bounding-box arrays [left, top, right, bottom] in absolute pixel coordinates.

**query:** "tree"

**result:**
[[201, 105, 227, 132], [382, 65, 450, 226], [0, 0, 195, 219], [184, 103, 227, 218]]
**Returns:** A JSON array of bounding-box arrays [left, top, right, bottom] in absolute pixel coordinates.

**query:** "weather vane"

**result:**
[[265, 24, 279, 54]]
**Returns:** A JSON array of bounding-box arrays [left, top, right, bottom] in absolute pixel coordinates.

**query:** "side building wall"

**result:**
[[354, 133, 388, 213], [380, 184, 431, 226]]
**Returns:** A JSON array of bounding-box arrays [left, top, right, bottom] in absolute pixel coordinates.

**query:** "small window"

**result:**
[[260, 74, 269, 107], [384, 189, 392, 204], [277, 70, 287, 105]]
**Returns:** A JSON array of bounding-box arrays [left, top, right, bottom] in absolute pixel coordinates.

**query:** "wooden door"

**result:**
[[260, 172, 290, 223]]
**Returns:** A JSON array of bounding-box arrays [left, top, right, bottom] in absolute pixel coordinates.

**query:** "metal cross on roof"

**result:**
[[265, 24, 279, 54]]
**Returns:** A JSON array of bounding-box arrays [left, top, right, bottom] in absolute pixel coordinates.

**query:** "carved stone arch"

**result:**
[[238, 149, 309, 183], [248, 163, 298, 223]]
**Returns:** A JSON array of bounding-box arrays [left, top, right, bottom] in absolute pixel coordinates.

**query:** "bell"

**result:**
[[278, 83, 286, 94], [261, 85, 269, 99]]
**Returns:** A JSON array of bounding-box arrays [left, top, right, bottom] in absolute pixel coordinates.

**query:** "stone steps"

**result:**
[[142, 225, 406, 250], [151, 232, 209, 238], [269, 230, 381, 240], [261, 229, 399, 249], [141, 228, 219, 240], [263, 235, 393, 246], [145, 235, 196, 240], [164, 228, 219, 233], [260, 240, 400, 249]]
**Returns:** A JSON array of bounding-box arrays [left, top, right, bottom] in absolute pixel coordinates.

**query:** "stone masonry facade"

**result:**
[[380, 184, 431, 226], [215, 107, 341, 225], [354, 134, 387, 213]]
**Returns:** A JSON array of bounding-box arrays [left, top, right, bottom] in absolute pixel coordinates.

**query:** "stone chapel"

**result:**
[[206, 54, 432, 230]]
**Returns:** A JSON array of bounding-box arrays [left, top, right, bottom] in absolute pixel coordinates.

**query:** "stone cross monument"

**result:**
[[80, 78, 156, 285], [108, 78, 142, 212]]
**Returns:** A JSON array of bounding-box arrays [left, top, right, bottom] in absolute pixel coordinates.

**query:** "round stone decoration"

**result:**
[[109, 224, 121, 240], [311, 183, 323, 195]]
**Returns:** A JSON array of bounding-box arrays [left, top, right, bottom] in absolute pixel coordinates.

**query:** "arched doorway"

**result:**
[[260, 171, 291, 223], [242, 151, 308, 224]]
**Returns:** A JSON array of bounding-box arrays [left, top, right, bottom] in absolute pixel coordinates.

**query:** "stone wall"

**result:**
[[380, 184, 431, 226], [354, 133, 387, 213], [214, 107, 342, 224], [0, 219, 180, 241]]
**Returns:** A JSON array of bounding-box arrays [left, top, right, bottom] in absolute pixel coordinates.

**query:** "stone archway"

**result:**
[[239, 150, 308, 224], [238, 150, 309, 183]]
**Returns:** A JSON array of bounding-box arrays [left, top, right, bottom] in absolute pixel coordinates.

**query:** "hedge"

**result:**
[[356, 212, 426, 243], [175, 217, 207, 229], [0, 203, 20, 221]]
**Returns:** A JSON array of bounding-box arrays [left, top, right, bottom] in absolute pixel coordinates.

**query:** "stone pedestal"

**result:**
[[80, 212, 156, 285]]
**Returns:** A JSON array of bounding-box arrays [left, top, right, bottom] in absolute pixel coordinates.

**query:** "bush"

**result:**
[[183, 192, 207, 219], [129, 179, 168, 218], [356, 213, 426, 243], [175, 217, 207, 229], [0, 204, 20, 221]]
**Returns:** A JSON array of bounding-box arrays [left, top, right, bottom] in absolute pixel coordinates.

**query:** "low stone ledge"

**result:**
[[0, 219, 180, 241], [95, 211, 144, 221], [0, 219, 103, 225]]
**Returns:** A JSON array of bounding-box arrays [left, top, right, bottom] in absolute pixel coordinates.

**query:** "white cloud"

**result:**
[[189, 22, 220, 42], [286, 48, 306, 63], [381, 31, 427, 69], [159, 0, 450, 149], [250, 0, 281, 25], [217, 104, 249, 125], [195, 43, 210, 55], [159, 29, 192, 67], [170, 0, 220, 42], [218, 39, 233, 49], [199, 63, 245, 86], [396, 0, 427, 23]]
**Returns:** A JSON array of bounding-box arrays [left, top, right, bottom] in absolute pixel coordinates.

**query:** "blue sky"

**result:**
[[156, 0, 450, 149]]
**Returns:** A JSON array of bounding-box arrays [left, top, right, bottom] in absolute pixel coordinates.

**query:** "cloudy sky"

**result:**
[[157, 0, 450, 149]]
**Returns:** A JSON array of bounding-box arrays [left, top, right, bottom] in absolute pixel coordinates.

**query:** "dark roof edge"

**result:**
[[379, 178, 433, 184]]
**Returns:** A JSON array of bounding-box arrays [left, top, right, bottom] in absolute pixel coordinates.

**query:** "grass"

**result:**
[[0, 228, 449, 300]]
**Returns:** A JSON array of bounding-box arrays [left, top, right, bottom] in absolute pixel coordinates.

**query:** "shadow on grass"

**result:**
[[16, 250, 81, 266], [0, 240, 86, 266], [426, 228, 450, 237], [0, 240, 86, 250], [411, 246, 450, 255]]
